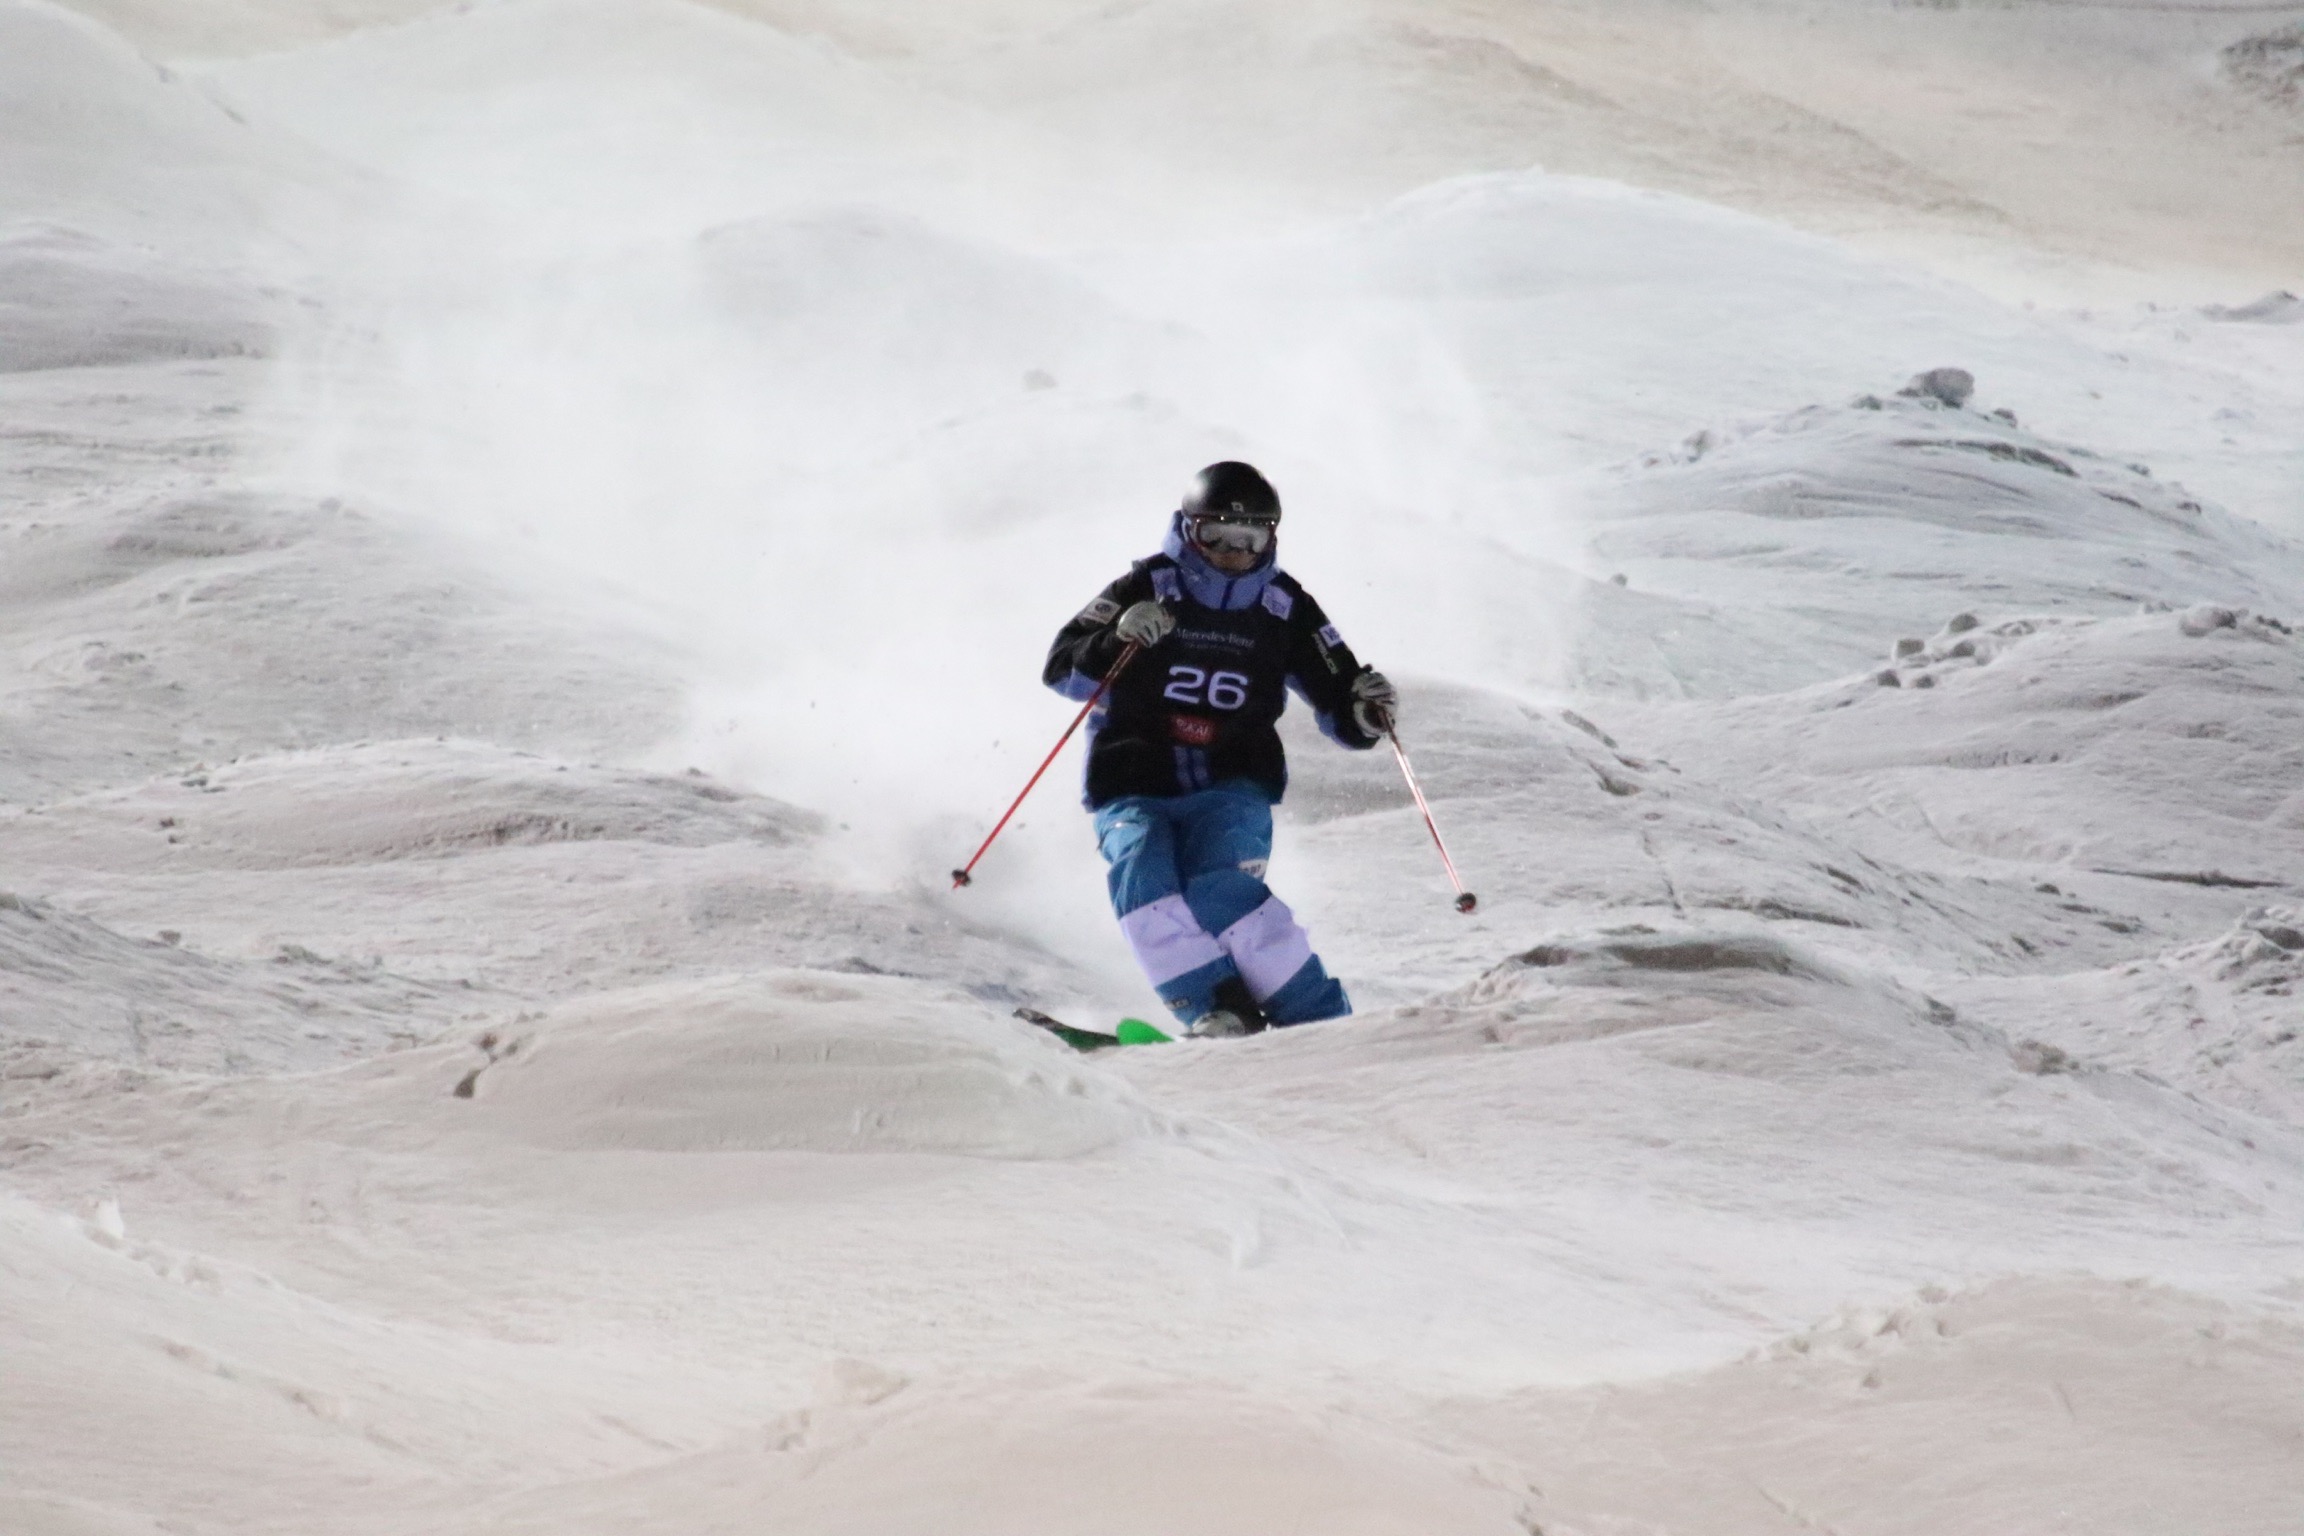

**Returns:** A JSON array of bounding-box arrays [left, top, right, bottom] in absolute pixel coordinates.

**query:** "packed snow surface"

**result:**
[[6, 1, 2304, 1532]]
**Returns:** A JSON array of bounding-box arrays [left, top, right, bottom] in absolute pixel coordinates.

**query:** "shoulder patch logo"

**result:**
[[1151, 567, 1183, 604], [1079, 597, 1121, 624], [1260, 585, 1294, 620], [1317, 623, 1342, 649]]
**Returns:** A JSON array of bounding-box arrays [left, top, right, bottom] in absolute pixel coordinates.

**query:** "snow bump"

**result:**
[[460, 971, 1153, 1159]]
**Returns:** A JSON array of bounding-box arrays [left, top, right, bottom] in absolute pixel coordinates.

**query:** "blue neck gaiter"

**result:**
[[1160, 512, 1277, 611]]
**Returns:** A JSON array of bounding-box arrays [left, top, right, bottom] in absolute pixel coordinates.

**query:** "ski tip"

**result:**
[[950, 868, 973, 889], [1455, 891, 1478, 913], [1014, 1007, 1124, 1052]]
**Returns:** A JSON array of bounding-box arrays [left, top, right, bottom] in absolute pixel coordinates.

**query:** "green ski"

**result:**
[[1015, 1008, 1173, 1051]]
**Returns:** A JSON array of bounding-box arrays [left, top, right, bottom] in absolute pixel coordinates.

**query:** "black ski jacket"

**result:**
[[1043, 534, 1380, 808]]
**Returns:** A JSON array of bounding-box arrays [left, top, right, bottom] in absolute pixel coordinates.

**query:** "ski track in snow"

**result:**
[[6, 1, 2304, 1532]]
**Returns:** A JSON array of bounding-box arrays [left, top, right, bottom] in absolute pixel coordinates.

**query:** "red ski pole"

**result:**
[[1387, 726, 1477, 913], [952, 641, 1142, 890]]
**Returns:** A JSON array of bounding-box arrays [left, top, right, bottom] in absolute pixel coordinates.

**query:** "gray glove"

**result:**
[[1351, 669, 1397, 736], [1114, 600, 1175, 647]]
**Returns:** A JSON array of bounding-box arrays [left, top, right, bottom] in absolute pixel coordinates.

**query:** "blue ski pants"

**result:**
[[1093, 781, 1351, 1028]]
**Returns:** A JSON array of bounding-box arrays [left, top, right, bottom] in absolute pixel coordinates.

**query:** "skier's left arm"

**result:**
[[1285, 591, 1390, 750]]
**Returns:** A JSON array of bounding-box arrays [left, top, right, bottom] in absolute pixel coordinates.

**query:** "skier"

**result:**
[[1043, 461, 1397, 1039]]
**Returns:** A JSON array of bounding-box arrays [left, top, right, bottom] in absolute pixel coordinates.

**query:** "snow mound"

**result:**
[[1387, 922, 1986, 1079], [0, 1, 350, 262], [1510, 927, 1828, 980], [1729, 610, 2301, 881], [1947, 904, 2304, 1125], [434, 1377, 1528, 1536], [1575, 390, 2304, 697], [1604, 606, 2303, 1024], [1315, 171, 2122, 475], [0, 740, 816, 874], [0, 1190, 754, 1528], [1115, 908, 2302, 1344], [0, 449, 680, 801], [1283, 677, 2135, 1007], [37, 0, 444, 60], [1448, 1277, 2304, 1536], [0, 888, 457, 1073], [461, 971, 1152, 1158], [0, 225, 276, 372], [0, 1491, 170, 1536]]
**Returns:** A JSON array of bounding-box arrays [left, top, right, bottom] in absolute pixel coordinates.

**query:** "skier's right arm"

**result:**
[[1043, 569, 1156, 701]]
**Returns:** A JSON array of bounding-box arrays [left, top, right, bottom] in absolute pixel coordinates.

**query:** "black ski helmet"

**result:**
[[1181, 461, 1280, 525]]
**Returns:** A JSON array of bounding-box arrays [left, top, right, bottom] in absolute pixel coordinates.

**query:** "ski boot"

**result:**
[[1185, 977, 1270, 1040]]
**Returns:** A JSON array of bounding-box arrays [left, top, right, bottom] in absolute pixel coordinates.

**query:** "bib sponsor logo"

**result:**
[[1174, 627, 1255, 652], [1168, 713, 1217, 746]]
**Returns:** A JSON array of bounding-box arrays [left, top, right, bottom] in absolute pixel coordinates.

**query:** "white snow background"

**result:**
[[4, 1, 2304, 1532]]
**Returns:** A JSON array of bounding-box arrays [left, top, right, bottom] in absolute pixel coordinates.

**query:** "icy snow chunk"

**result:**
[[81, 1195, 127, 1244], [2178, 604, 2241, 637], [2200, 290, 2301, 324], [1897, 367, 1974, 409], [816, 1357, 908, 1408], [2209, 907, 2304, 982], [2223, 26, 2304, 107], [2008, 1040, 2080, 1077], [463, 972, 1151, 1159], [2168, 606, 2293, 642], [2248, 913, 2304, 955]]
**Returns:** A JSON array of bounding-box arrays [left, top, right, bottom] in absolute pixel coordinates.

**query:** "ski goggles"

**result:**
[[1188, 514, 1276, 554]]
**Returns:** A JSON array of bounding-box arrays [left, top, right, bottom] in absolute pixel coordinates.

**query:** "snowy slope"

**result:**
[[1572, 388, 2304, 697], [7, 2, 2304, 1533]]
